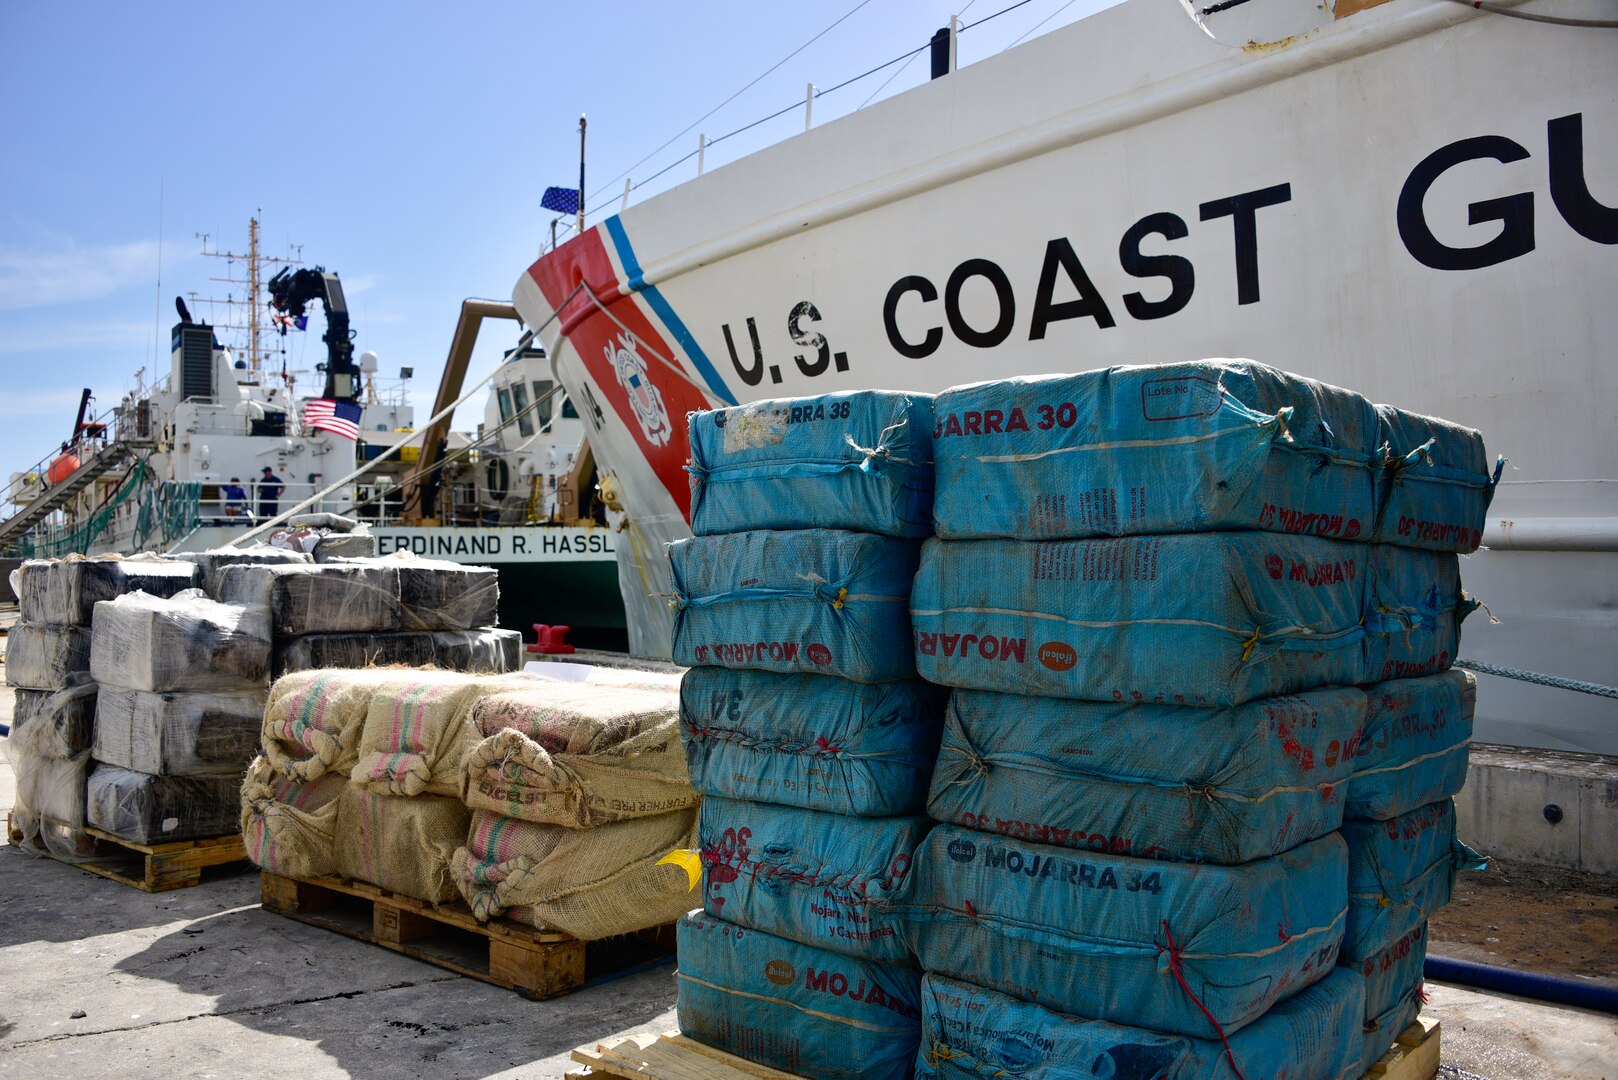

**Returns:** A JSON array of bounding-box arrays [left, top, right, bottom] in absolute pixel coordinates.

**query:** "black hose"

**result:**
[[1426, 954, 1618, 1015]]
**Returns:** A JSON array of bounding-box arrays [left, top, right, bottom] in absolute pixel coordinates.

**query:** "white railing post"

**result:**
[[805, 83, 816, 131], [622, 177, 632, 212], [697, 133, 708, 176]]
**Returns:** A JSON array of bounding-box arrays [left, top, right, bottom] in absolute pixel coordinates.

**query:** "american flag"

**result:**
[[303, 398, 363, 441]]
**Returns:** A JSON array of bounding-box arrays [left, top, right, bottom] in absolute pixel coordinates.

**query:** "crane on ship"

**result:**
[[266, 266, 362, 402]]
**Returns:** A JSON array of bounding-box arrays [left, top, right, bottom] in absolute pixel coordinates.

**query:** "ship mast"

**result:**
[[196, 214, 302, 373]]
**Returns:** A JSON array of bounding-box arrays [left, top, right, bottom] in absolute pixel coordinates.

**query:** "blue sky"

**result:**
[[0, 0, 1110, 485]]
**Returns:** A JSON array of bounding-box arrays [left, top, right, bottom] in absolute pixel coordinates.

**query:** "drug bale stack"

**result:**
[[6, 556, 200, 857], [670, 391, 945, 1080], [902, 360, 1495, 1078]]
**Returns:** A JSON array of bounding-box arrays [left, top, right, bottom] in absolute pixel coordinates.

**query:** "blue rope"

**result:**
[[1456, 659, 1618, 700]]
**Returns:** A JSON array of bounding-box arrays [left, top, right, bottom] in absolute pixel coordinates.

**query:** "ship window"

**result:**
[[561, 397, 578, 420], [532, 380, 554, 427], [497, 387, 514, 423], [511, 382, 535, 436]]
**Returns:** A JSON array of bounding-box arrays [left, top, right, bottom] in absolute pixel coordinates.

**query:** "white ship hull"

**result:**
[[512, 0, 1617, 751]]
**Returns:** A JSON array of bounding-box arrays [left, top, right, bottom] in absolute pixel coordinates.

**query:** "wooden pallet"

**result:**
[[1364, 1017, 1441, 1080], [260, 871, 672, 1000], [6, 813, 248, 892], [568, 1018, 1441, 1080], [568, 1031, 797, 1080]]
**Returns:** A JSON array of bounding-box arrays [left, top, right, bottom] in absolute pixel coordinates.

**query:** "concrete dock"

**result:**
[[1, 685, 1613, 1078]]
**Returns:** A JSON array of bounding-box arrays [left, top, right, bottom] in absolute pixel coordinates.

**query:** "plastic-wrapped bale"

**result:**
[[333, 787, 469, 903], [669, 529, 921, 683], [699, 797, 926, 961], [85, 765, 240, 843], [1341, 800, 1481, 963], [390, 554, 499, 630], [350, 671, 520, 798], [15, 555, 200, 626], [463, 680, 695, 827], [240, 756, 345, 879], [1355, 920, 1428, 1068], [930, 361, 1381, 542], [216, 562, 401, 637], [677, 911, 920, 1080], [7, 718, 93, 852], [1363, 546, 1473, 683], [1346, 669, 1475, 820], [1373, 404, 1499, 554], [92, 687, 264, 776], [261, 668, 409, 783], [313, 532, 377, 561], [913, 534, 1365, 706], [6, 623, 92, 690], [274, 631, 435, 676], [431, 628, 523, 674], [174, 547, 313, 598], [680, 668, 946, 816], [452, 807, 697, 939], [929, 686, 1366, 864], [89, 590, 271, 692], [901, 825, 1347, 1037], [11, 684, 97, 758], [688, 390, 936, 538], [914, 967, 1366, 1080]]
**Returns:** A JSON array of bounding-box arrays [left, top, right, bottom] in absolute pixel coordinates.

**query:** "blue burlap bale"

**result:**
[[1373, 404, 1500, 554], [1363, 546, 1475, 685], [899, 825, 1348, 1037], [670, 529, 921, 683], [1345, 670, 1475, 821], [681, 667, 946, 816], [912, 533, 1365, 706], [1350, 920, 1429, 1069], [688, 390, 935, 537], [699, 795, 930, 962], [676, 910, 921, 1080], [930, 360, 1380, 542], [928, 685, 1366, 864], [913, 967, 1366, 1080], [1341, 800, 1482, 963]]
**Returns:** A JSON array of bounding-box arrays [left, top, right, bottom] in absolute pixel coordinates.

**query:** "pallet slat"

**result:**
[[569, 1020, 1441, 1080], [5, 813, 247, 892], [260, 871, 670, 1000]]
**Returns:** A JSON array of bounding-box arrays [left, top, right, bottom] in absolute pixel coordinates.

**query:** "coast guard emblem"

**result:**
[[607, 333, 672, 447]]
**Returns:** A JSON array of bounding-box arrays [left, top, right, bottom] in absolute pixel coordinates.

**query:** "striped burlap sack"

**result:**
[[240, 755, 346, 879], [463, 681, 696, 827], [333, 786, 470, 903], [451, 807, 698, 940], [350, 672, 531, 798], [262, 669, 407, 784]]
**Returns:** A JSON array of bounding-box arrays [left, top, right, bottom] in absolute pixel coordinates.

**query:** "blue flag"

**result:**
[[541, 186, 580, 214]]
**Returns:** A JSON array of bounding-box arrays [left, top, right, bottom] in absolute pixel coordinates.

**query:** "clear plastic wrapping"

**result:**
[[313, 532, 378, 561], [430, 628, 523, 674], [85, 764, 241, 843], [89, 589, 272, 691], [174, 547, 314, 598], [92, 687, 265, 776], [6, 622, 93, 690], [332, 786, 469, 903], [11, 684, 98, 757], [451, 807, 698, 939], [337, 553, 498, 629], [216, 562, 401, 637], [240, 755, 346, 879], [463, 680, 694, 827], [274, 632, 436, 677], [14, 554, 199, 626], [6, 717, 95, 860]]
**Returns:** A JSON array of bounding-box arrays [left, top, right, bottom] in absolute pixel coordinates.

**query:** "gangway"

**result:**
[[0, 436, 153, 552]]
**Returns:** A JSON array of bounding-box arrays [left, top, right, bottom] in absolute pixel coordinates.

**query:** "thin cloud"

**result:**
[[0, 239, 165, 310], [0, 319, 156, 354], [0, 387, 91, 418]]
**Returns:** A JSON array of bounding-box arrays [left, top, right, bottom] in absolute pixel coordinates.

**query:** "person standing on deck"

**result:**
[[257, 466, 284, 520]]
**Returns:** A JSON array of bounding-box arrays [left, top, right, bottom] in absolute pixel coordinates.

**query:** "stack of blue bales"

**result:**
[[904, 360, 1497, 1078], [670, 390, 946, 1080]]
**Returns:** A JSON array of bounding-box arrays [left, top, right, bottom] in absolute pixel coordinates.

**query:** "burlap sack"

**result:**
[[261, 668, 407, 783], [451, 807, 698, 940], [463, 682, 695, 827], [333, 786, 470, 903], [240, 755, 346, 879], [350, 671, 529, 798]]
